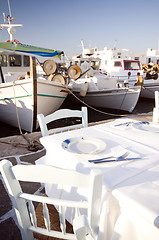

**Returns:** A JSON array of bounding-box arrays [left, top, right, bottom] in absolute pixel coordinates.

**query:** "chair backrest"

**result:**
[[0, 160, 103, 240], [37, 107, 88, 137]]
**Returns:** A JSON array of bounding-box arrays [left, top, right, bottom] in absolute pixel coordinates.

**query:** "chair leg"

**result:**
[[73, 215, 95, 240], [153, 108, 159, 123]]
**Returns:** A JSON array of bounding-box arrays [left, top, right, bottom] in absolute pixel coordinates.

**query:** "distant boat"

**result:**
[[70, 72, 141, 113], [140, 49, 159, 99], [71, 41, 142, 113], [72, 41, 143, 86], [0, 11, 70, 132]]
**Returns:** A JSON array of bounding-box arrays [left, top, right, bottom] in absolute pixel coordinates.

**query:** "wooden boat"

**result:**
[[0, 56, 69, 132], [0, 11, 69, 132], [71, 42, 142, 112], [70, 73, 141, 113]]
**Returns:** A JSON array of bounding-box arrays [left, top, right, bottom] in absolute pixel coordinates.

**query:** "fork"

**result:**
[[88, 151, 130, 163]]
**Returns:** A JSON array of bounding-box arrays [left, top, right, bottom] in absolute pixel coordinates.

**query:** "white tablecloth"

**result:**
[[36, 118, 159, 240]]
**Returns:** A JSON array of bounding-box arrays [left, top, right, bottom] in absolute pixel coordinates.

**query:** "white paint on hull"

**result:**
[[0, 78, 68, 132], [73, 87, 141, 112]]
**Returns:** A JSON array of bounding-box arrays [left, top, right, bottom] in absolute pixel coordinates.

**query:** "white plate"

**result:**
[[132, 122, 159, 132], [61, 137, 106, 154]]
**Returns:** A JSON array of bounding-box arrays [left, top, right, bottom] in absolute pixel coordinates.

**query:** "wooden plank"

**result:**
[[30, 56, 37, 131]]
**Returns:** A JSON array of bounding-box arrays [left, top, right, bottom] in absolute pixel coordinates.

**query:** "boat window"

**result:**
[[24, 55, 30, 67], [114, 61, 122, 67], [148, 58, 151, 63], [9, 55, 21, 67], [124, 61, 140, 70], [0, 55, 7, 67]]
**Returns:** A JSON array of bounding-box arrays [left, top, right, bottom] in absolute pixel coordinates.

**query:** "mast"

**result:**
[[0, 0, 22, 42]]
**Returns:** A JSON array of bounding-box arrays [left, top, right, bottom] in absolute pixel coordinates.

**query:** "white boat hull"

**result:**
[[72, 87, 141, 112], [140, 79, 159, 99], [0, 78, 69, 132]]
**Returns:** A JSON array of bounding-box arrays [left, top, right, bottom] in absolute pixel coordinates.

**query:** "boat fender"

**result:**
[[80, 82, 89, 97]]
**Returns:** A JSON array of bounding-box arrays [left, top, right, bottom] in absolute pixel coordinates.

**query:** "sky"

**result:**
[[0, 0, 159, 57]]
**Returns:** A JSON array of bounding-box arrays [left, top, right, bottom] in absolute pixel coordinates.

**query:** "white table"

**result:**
[[36, 118, 159, 240]]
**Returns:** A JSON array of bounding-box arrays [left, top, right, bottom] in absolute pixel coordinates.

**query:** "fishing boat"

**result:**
[[72, 41, 143, 85], [0, 10, 70, 132], [70, 72, 141, 113], [70, 42, 142, 112]]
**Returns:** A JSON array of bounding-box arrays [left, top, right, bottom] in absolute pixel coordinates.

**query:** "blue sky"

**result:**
[[0, 0, 159, 56]]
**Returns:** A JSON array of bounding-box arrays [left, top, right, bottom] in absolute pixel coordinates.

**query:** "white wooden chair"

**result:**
[[37, 107, 88, 137], [153, 91, 159, 123], [0, 159, 103, 240]]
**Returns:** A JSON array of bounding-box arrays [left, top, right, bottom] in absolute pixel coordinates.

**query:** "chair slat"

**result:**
[[28, 200, 37, 228], [20, 193, 89, 209], [29, 226, 76, 239], [12, 164, 90, 188], [37, 107, 88, 137], [43, 203, 51, 231], [59, 206, 66, 234]]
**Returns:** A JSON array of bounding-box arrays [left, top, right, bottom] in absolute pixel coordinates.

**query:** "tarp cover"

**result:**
[[0, 41, 63, 58]]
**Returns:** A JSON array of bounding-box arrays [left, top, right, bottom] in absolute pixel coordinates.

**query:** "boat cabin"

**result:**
[[99, 58, 143, 83], [146, 48, 159, 65], [0, 51, 30, 83], [72, 56, 101, 71]]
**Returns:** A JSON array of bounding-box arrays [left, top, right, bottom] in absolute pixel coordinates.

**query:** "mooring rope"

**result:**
[[12, 81, 42, 151], [67, 87, 129, 117]]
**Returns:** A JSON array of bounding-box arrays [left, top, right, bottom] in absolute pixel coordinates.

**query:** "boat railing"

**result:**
[[112, 75, 141, 81]]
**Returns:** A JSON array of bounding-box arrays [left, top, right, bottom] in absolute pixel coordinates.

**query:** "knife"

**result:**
[[91, 157, 141, 164], [88, 156, 113, 162], [114, 121, 134, 126]]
